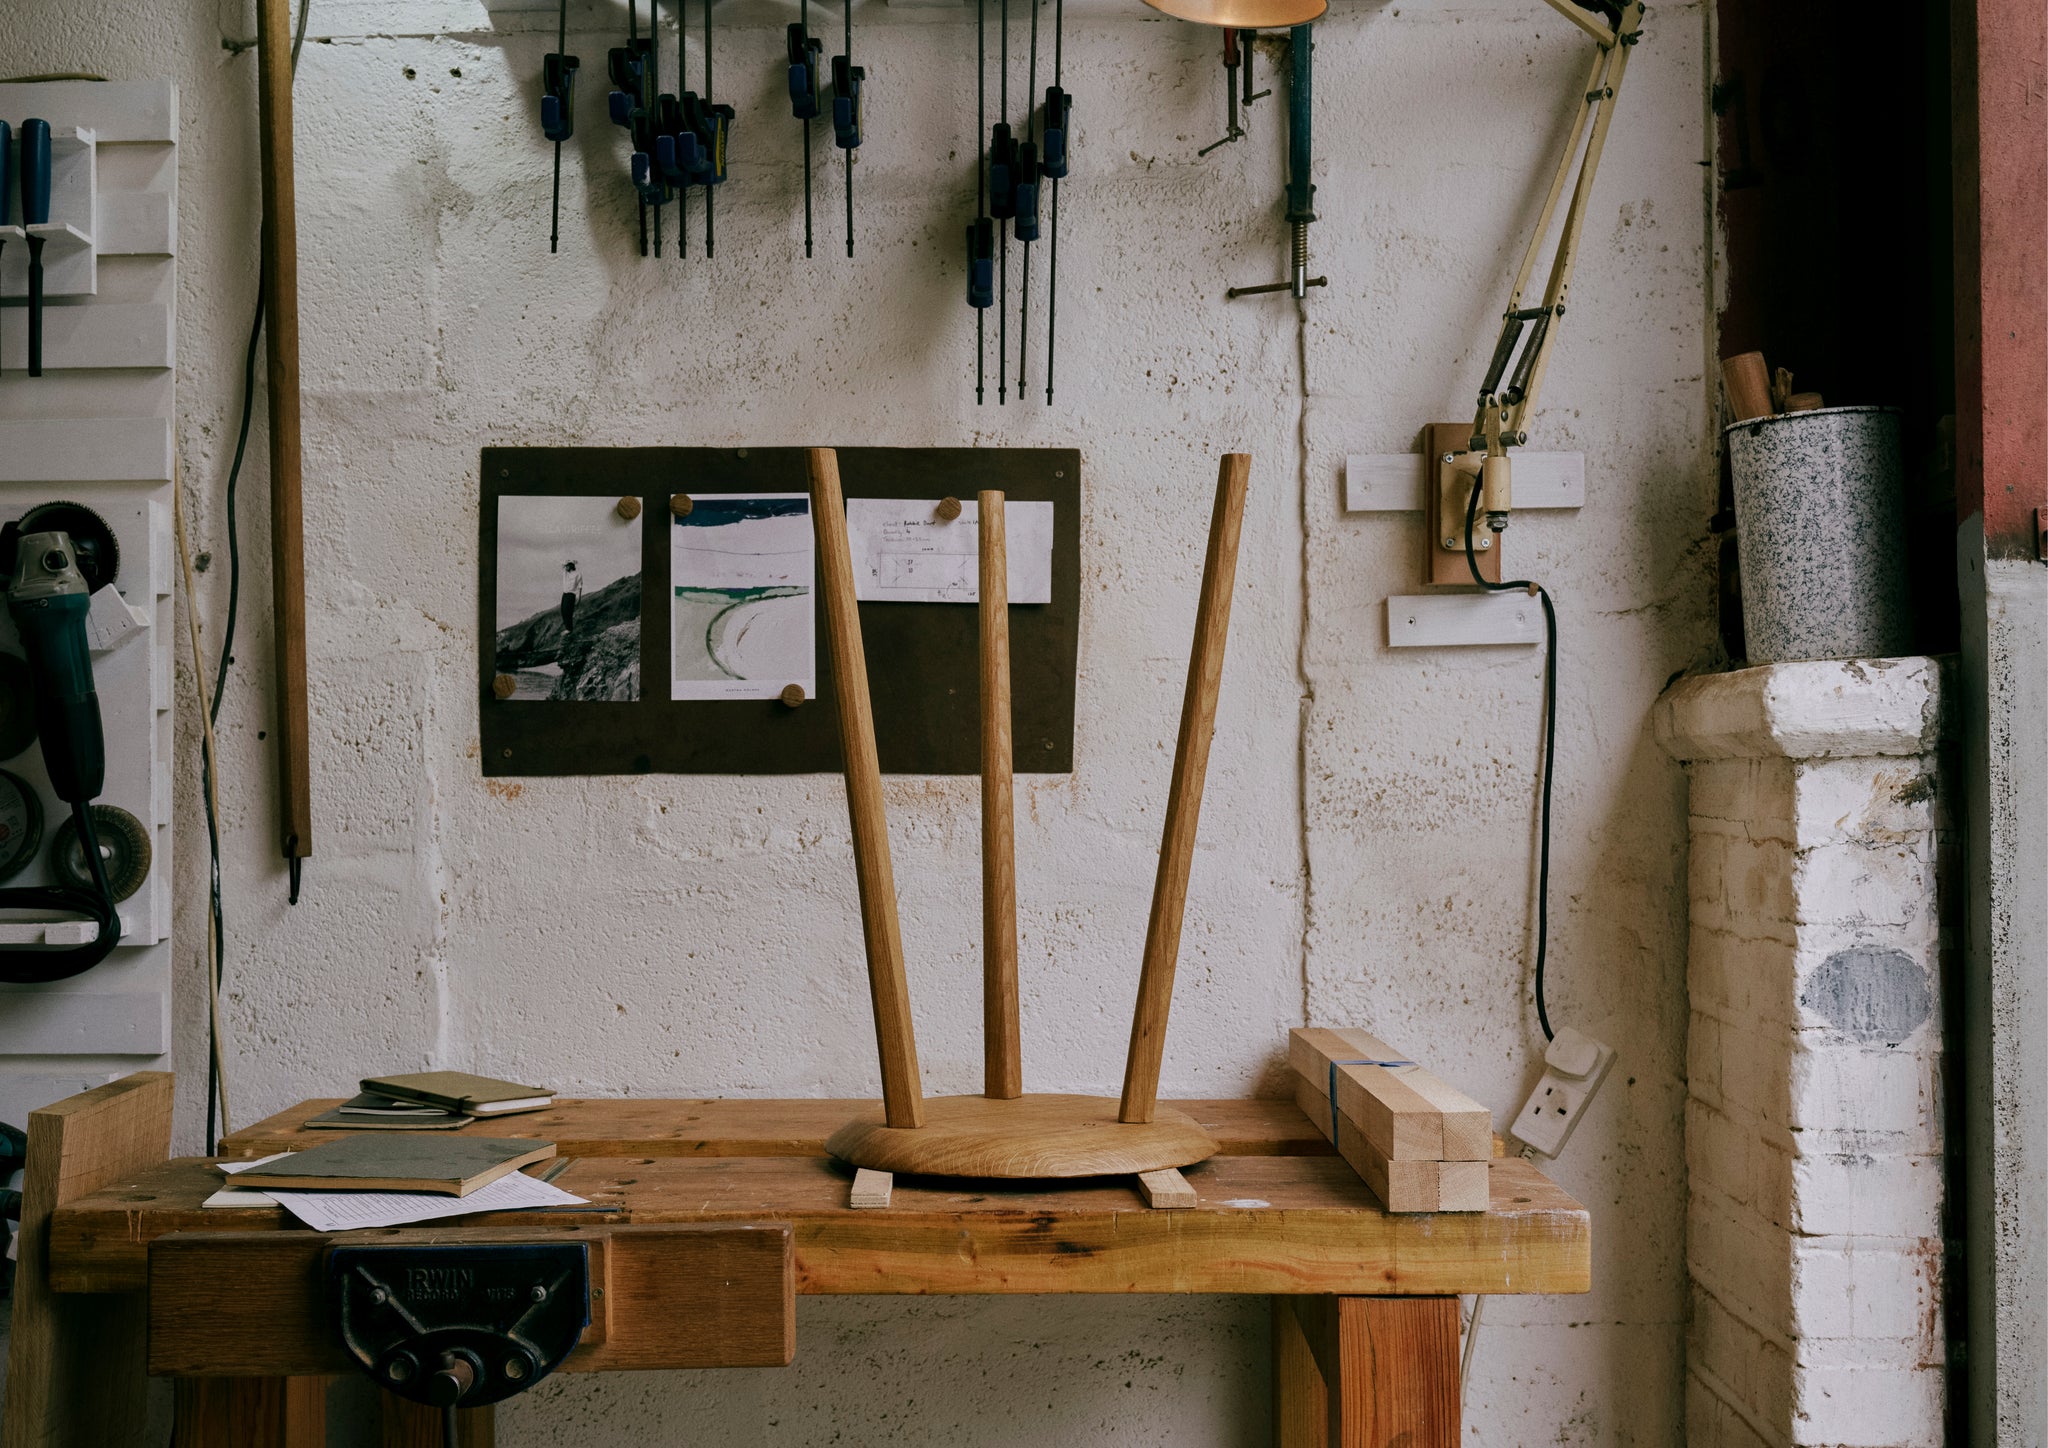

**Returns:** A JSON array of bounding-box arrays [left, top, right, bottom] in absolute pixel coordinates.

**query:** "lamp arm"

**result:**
[[1506, 3, 1638, 436], [1471, 0, 1641, 461], [1536, 0, 1618, 47]]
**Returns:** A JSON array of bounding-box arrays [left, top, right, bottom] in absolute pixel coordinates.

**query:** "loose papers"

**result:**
[[211, 1152, 588, 1231], [847, 498, 1054, 604]]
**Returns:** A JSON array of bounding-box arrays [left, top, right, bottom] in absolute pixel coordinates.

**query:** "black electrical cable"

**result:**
[[1463, 481, 1557, 1042], [997, 0, 1009, 403], [0, 804, 120, 984], [200, 0, 313, 1154], [444, 1402, 459, 1448], [1018, 0, 1039, 393], [1044, 0, 1061, 406], [976, 0, 986, 403]]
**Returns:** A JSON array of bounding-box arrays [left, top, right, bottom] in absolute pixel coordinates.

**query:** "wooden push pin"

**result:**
[[671, 495, 695, 518], [780, 683, 807, 707], [492, 674, 517, 700], [616, 496, 643, 521], [935, 496, 963, 523]]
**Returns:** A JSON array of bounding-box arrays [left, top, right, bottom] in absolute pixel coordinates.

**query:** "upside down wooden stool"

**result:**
[[808, 447, 1248, 1189]]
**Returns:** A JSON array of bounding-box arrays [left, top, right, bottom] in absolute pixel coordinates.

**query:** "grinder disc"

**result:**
[[51, 804, 152, 903]]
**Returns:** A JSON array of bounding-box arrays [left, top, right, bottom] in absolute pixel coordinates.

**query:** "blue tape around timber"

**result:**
[[1327, 1057, 1415, 1145]]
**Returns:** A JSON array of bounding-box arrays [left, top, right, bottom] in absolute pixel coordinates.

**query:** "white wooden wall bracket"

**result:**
[[1344, 451, 1586, 513]]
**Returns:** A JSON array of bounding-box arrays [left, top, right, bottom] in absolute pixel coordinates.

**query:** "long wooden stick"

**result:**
[[811, 449, 924, 1129], [979, 492, 1021, 1100], [256, 0, 313, 880], [1119, 454, 1250, 1123]]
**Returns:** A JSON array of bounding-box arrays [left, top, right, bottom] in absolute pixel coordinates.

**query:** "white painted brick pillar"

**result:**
[[1657, 658, 1951, 1448]]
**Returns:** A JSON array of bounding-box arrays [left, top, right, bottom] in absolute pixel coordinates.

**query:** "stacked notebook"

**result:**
[[1289, 1027, 1494, 1213], [304, 1072, 554, 1132]]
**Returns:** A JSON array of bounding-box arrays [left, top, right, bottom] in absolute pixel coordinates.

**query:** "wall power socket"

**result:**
[[1509, 1026, 1616, 1159]]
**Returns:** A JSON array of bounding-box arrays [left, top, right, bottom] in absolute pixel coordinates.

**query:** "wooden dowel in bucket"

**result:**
[[811, 448, 925, 1129], [1721, 351, 1774, 422], [979, 492, 1022, 1100], [1119, 453, 1251, 1123]]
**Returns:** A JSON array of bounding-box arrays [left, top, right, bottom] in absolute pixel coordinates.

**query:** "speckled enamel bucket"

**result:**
[[1724, 405, 1911, 664]]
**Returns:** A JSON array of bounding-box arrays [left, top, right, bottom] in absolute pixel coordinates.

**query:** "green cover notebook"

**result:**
[[226, 1133, 556, 1196], [361, 1071, 554, 1116]]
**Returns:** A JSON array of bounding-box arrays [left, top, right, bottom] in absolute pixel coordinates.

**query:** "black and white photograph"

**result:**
[[494, 495, 643, 701]]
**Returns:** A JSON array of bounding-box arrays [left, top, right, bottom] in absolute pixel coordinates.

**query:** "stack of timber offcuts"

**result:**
[[1288, 1027, 1493, 1212]]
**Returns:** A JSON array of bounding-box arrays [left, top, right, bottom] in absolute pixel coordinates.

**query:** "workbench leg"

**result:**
[[2, 1071, 173, 1448], [1284, 1295, 1460, 1448], [171, 1376, 331, 1446], [380, 1393, 495, 1448], [1273, 1296, 1328, 1448]]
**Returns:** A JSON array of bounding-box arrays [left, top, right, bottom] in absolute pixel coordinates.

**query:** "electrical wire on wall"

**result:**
[[180, 0, 312, 1154], [1463, 484, 1557, 1042], [173, 460, 234, 1145]]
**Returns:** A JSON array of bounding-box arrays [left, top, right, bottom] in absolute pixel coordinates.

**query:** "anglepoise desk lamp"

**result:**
[[1463, 0, 1644, 542]]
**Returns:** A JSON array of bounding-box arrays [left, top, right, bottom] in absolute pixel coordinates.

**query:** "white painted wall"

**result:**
[[0, 0, 1712, 1441]]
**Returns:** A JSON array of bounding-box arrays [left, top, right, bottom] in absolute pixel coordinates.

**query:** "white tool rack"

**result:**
[[0, 123, 96, 303], [0, 81, 177, 1129]]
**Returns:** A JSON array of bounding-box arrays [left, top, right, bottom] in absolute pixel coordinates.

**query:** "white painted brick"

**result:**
[[1720, 1020, 1793, 1136], [1689, 1098, 1756, 1207], [1788, 1041, 1942, 1153], [1689, 1009, 1724, 1110], [1793, 1365, 1944, 1447], [1791, 1238, 1943, 1358], [1689, 1370, 1776, 1448], [1791, 836, 1939, 930], [1790, 757, 1940, 849], [1679, 664, 1949, 1448], [1690, 757, 1798, 843], [1751, 1137, 1794, 1234], [1789, 1153, 1945, 1239]]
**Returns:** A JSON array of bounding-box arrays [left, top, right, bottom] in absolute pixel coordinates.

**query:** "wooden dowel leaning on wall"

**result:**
[[811, 449, 925, 1129], [1119, 453, 1250, 1123], [256, 0, 313, 885], [979, 492, 1022, 1100]]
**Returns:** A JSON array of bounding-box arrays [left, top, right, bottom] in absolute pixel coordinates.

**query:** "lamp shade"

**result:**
[[1143, 0, 1326, 26]]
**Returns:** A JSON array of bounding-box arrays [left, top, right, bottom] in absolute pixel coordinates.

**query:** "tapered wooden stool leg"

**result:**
[[811, 448, 924, 1129], [1120, 453, 1250, 1123], [979, 491, 1022, 1100]]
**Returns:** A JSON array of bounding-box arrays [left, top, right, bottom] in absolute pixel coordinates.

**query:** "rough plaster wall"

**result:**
[[1301, 5, 1712, 1444], [0, 0, 1710, 1441]]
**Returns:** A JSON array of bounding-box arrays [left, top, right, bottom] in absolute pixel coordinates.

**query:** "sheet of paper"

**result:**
[[671, 493, 815, 701], [847, 499, 1054, 604], [212, 1152, 588, 1229]]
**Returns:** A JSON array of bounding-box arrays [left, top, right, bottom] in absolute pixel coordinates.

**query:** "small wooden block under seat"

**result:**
[[1136, 1168, 1196, 1210], [849, 1168, 893, 1209]]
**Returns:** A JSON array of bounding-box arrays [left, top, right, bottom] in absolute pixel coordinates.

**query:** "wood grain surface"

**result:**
[[221, 1096, 1333, 1160], [3, 1071, 172, 1448], [1121, 453, 1250, 1123], [825, 1094, 1217, 1177], [978, 491, 1022, 1100], [148, 1222, 792, 1378], [811, 447, 925, 1129], [58, 1150, 1587, 1301]]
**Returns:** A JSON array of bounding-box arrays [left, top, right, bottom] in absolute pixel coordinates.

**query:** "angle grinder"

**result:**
[[0, 501, 125, 980]]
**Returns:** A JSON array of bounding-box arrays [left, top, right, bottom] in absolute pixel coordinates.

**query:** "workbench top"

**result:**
[[49, 1098, 1590, 1300]]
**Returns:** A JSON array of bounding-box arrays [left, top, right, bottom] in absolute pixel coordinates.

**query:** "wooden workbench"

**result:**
[[10, 1076, 1590, 1448]]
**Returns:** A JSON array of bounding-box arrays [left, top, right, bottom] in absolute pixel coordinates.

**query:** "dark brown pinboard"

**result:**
[[479, 446, 1081, 776]]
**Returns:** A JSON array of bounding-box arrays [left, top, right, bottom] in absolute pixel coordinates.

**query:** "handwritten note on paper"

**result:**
[[847, 499, 1055, 604]]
